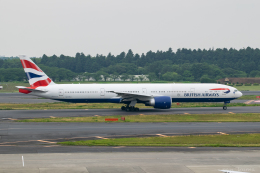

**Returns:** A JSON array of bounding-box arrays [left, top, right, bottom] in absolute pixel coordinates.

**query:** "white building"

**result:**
[[76, 74, 149, 82]]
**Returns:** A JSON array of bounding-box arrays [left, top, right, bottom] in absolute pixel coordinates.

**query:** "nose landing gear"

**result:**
[[223, 101, 230, 110]]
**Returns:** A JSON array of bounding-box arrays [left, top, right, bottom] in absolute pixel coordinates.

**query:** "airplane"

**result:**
[[16, 55, 243, 111]]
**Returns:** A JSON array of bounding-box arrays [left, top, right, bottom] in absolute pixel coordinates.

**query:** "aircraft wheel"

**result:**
[[126, 108, 130, 112], [223, 106, 227, 110], [130, 107, 135, 111], [134, 108, 139, 111], [121, 106, 126, 110]]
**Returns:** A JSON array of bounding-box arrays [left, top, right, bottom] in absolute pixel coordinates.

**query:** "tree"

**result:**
[[200, 75, 216, 83], [182, 70, 194, 81], [83, 72, 92, 81], [162, 72, 182, 81], [120, 73, 129, 81], [125, 49, 134, 63], [129, 75, 135, 82], [101, 72, 110, 81], [138, 75, 145, 82], [78, 74, 85, 81], [147, 73, 157, 82], [3, 47, 260, 82], [66, 71, 77, 81], [92, 72, 102, 81], [111, 72, 119, 81], [249, 70, 260, 77]]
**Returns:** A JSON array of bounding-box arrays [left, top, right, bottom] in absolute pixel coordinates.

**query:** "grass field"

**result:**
[[58, 133, 260, 147], [16, 113, 260, 123], [0, 102, 259, 110], [0, 82, 30, 93], [235, 85, 260, 91]]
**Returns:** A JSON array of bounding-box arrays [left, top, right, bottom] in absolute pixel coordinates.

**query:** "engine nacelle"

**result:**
[[147, 96, 172, 109]]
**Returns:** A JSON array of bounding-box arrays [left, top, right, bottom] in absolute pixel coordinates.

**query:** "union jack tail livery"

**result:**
[[19, 55, 55, 87]]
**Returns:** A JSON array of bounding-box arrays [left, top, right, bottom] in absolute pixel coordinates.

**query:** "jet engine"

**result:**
[[146, 96, 172, 109]]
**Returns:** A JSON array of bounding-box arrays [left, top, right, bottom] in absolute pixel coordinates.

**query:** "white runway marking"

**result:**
[[22, 156, 24, 167]]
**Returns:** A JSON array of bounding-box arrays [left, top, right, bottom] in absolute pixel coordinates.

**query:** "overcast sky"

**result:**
[[0, 0, 259, 57]]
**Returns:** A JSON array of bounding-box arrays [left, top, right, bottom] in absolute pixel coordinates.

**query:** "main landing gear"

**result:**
[[121, 105, 139, 112]]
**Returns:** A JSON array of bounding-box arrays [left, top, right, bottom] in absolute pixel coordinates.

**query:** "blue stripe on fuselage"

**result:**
[[53, 98, 237, 103]]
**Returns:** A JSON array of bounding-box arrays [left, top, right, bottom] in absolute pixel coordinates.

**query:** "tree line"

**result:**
[[0, 47, 259, 82]]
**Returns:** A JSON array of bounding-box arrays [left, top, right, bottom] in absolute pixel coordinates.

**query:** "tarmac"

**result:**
[[1, 122, 260, 146], [1, 106, 260, 120], [1, 150, 260, 173]]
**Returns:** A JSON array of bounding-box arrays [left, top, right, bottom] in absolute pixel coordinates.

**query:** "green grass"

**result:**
[[0, 102, 259, 110], [58, 133, 260, 147], [235, 85, 260, 91], [16, 113, 260, 123], [0, 82, 30, 93]]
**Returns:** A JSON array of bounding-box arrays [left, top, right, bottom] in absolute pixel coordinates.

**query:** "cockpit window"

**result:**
[[234, 90, 238, 92]]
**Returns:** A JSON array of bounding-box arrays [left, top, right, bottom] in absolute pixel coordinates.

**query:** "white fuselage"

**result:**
[[29, 83, 242, 104]]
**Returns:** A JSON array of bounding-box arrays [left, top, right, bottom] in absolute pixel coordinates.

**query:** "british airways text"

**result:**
[[184, 93, 219, 97]]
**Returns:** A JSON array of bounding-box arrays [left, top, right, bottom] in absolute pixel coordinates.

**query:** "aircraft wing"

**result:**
[[109, 91, 153, 101], [16, 86, 47, 93]]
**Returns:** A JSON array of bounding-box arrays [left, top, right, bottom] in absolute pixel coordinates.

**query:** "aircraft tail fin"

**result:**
[[19, 55, 55, 87]]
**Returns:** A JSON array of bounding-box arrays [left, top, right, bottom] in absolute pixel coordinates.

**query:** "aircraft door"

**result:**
[[100, 88, 105, 96], [142, 88, 147, 94], [59, 89, 64, 96]]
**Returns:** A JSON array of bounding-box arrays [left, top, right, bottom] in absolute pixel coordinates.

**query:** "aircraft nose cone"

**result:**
[[238, 91, 243, 97]]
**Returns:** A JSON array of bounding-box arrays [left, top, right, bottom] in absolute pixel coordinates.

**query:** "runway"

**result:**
[[1, 122, 260, 146], [241, 91, 260, 95], [1, 149, 260, 173], [1, 106, 260, 119], [0, 93, 58, 103]]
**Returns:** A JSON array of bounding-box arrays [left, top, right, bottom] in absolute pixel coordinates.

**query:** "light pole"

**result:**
[[158, 72, 161, 81]]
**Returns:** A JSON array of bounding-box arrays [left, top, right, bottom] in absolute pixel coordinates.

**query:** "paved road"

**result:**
[[1, 148, 260, 172], [0, 93, 58, 103], [1, 122, 260, 145], [1, 106, 260, 119], [241, 91, 260, 95]]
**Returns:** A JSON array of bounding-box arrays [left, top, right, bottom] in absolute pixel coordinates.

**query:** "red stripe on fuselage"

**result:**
[[210, 88, 230, 90], [20, 60, 42, 72], [31, 78, 52, 87]]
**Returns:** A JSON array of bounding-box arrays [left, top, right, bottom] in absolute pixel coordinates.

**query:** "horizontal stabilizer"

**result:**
[[16, 86, 47, 94]]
